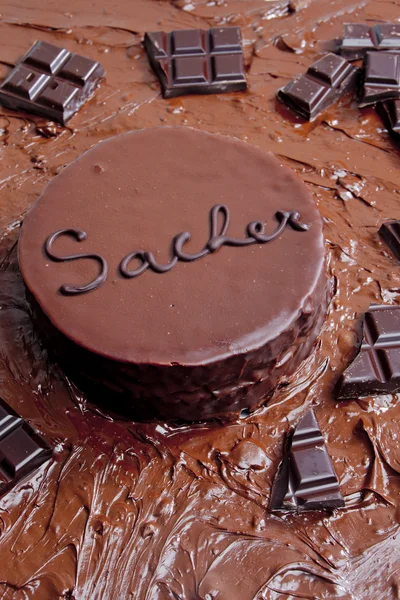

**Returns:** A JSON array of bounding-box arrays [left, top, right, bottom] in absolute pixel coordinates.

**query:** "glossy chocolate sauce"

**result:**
[[0, 0, 400, 598]]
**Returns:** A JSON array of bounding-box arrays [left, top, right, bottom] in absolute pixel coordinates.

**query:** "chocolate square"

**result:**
[[173, 56, 207, 84], [375, 23, 400, 49], [144, 27, 246, 99], [0, 40, 104, 124], [360, 52, 400, 107], [24, 40, 70, 74]]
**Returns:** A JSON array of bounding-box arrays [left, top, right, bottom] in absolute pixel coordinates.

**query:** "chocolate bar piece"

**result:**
[[360, 52, 400, 107], [379, 221, 400, 261], [335, 305, 400, 400], [0, 397, 52, 496], [0, 41, 104, 125], [270, 409, 344, 512], [377, 98, 400, 136], [144, 27, 246, 99], [277, 53, 360, 121], [340, 23, 400, 60]]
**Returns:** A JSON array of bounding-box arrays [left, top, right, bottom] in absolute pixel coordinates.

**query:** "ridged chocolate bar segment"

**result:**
[[270, 409, 344, 512], [340, 23, 400, 59], [277, 53, 360, 121], [379, 221, 400, 261], [0, 397, 52, 496], [0, 40, 104, 124], [360, 52, 400, 107], [144, 27, 246, 99], [336, 305, 400, 400]]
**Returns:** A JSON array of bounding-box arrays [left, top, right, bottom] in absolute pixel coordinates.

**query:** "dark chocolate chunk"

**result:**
[[360, 52, 400, 107], [340, 23, 400, 59], [270, 409, 344, 512], [277, 53, 360, 121], [143, 27, 246, 99], [335, 305, 400, 400], [377, 98, 400, 138], [0, 40, 104, 125], [379, 221, 400, 261], [0, 397, 52, 496]]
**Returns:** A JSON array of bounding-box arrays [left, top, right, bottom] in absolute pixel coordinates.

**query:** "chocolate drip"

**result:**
[[120, 205, 309, 279], [44, 229, 108, 295]]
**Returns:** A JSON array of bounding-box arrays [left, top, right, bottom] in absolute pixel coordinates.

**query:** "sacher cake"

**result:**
[[0, 1, 400, 599], [18, 126, 328, 422]]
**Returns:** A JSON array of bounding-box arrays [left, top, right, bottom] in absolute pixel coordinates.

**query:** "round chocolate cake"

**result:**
[[19, 126, 327, 421], [0, 1, 400, 599]]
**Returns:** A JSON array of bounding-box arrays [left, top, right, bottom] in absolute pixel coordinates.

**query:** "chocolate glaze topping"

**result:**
[[1, 0, 400, 598]]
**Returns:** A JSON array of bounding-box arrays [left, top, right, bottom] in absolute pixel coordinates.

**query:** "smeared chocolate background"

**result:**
[[0, 0, 400, 598]]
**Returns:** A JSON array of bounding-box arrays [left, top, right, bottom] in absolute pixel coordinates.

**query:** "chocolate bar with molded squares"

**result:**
[[0, 40, 104, 125], [0, 396, 52, 496], [144, 27, 246, 99], [360, 52, 400, 107], [270, 409, 344, 512], [277, 53, 360, 121], [335, 304, 400, 400], [340, 23, 400, 60]]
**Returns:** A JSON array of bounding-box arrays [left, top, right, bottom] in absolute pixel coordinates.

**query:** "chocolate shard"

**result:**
[[277, 53, 360, 121], [379, 221, 400, 261], [0, 397, 52, 496], [143, 27, 246, 99], [335, 305, 400, 400], [360, 52, 400, 107], [340, 23, 400, 60], [0, 40, 104, 125], [270, 409, 344, 512]]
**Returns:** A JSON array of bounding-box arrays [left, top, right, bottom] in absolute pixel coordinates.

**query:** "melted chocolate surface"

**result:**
[[1, 0, 400, 598]]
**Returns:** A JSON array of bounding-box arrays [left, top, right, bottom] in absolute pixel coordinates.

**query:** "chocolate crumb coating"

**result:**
[[1, 1, 400, 599]]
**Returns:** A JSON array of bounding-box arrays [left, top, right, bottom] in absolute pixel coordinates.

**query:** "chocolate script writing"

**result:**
[[44, 204, 309, 296]]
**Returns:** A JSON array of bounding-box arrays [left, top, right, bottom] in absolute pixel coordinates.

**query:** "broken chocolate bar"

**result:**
[[0, 397, 52, 496], [144, 27, 246, 99], [379, 221, 400, 261], [270, 409, 344, 512], [335, 304, 400, 400], [340, 23, 400, 60], [277, 53, 360, 121], [0, 40, 104, 125], [360, 52, 400, 107], [377, 98, 400, 136]]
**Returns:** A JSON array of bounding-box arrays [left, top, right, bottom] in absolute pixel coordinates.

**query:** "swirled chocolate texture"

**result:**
[[1, 0, 400, 598], [18, 127, 327, 421]]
